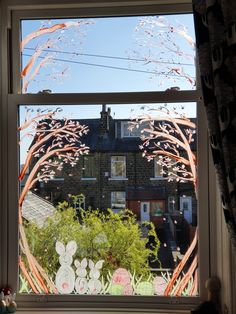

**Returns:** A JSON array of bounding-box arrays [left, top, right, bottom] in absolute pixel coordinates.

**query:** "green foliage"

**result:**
[[24, 198, 160, 280]]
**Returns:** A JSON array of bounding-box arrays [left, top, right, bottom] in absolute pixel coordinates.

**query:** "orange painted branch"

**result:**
[[19, 257, 39, 294], [21, 21, 87, 51], [19, 224, 49, 293], [32, 256, 58, 294], [23, 55, 51, 93], [21, 49, 43, 78], [174, 254, 198, 296], [190, 268, 198, 296], [164, 229, 198, 296], [152, 150, 190, 166]]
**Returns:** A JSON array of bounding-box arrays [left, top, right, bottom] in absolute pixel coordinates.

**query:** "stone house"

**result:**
[[34, 105, 197, 233]]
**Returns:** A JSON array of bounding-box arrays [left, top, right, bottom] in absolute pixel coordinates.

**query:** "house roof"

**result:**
[[69, 118, 197, 153], [22, 191, 56, 227], [33, 117, 197, 153]]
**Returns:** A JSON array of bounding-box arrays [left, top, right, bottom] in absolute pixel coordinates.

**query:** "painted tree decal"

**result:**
[[19, 107, 89, 293], [130, 105, 197, 190], [131, 15, 196, 89], [130, 105, 198, 296], [21, 20, 92, 93]]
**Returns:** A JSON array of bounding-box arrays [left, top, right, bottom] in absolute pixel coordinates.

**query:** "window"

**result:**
[[111, 156, 126, 179], [121, 121, 145, 138], [154, 158, 164, 178], [168, 196, 176, 213], [151, 201, 165, 217], [1, 0, 211, 311], [111, 191, 126, 212], [82, 155, 96, 179]]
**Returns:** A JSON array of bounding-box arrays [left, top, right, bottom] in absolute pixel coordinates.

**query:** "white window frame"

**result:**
[[0, 0, 212, 311], [110, 156, 126, 179]]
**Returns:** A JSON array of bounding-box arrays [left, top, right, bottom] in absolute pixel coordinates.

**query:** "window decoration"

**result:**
[[15, 9, 200, 300]]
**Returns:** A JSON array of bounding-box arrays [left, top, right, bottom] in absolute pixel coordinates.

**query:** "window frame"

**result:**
[[0, 0, 212, 311]]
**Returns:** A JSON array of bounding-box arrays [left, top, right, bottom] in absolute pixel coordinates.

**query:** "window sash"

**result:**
[[6, 93, 209, 307], [1, 0, 211, 309]]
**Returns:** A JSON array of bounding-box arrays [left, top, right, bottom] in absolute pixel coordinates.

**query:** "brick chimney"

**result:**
[[100, 104, 111, 136]]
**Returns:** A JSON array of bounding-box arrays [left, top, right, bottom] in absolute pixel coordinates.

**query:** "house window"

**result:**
[[168, 196, 176, 213], [2, 1, 211, 310], [151, 201, 165, 217], [111, 191, 126, 212], [121, 121, 144, 138], [82, 155, 96, 178], [154, 159, 163, 178], [111, 156, 126, 178]]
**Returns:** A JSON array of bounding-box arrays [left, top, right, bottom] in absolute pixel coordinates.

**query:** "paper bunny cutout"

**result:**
[[88, 260, 104, 294], [74, 258, 88, 294], [55, 241, 77, 294]]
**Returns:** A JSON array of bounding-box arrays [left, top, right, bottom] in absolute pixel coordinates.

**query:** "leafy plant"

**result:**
[[24, 199, 160, 281]]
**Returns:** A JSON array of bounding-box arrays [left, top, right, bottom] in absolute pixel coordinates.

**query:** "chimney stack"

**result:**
[[100, 104, 111, 135]]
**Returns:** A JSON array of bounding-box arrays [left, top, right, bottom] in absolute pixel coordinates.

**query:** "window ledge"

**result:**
[[109, 177, 128, 181], [150, 177, 166, 181], [16, 308, 192, 314], [49, 178, 64, 181], [81, 178, 97, 181]]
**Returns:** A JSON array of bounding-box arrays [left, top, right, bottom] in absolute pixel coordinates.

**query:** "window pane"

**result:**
[[111, 156, 126, 178], [20, 14, 195, 93], [18, 102, 198, 296], [83, 156, 96, 178], [111, 191, 126, 212]]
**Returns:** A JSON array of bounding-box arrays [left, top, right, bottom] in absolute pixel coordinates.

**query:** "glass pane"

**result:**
[[20, 14, 195, 93], [83, 156, 96, 178], [18, 102, 198, 296], [111, 191, 126, 212]]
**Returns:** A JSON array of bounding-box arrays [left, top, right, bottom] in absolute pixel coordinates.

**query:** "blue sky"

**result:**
[[21, 14, 196, 93]]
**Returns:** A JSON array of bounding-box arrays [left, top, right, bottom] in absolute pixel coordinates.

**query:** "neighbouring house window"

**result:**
[[111, 156, 126, 178], [82, 155, 96, 178], [168, 196, 176, 213], [121, 121, 142, 138], [154, 158, 163, 178], [111, 191, 126, 212], [151, 201, 165, 216]]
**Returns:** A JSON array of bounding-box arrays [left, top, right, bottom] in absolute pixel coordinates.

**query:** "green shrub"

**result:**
[[24, 199, 160, 279]]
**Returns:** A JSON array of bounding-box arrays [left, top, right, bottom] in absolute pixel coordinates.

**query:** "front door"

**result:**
[[180, 196, 192, 224], [140, 202, 150, 222]]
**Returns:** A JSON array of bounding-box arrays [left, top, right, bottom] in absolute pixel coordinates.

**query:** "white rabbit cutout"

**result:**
[[88, 259, 104, 294], [75, 258, 87, 278], [74, 258, 88, 294], [55, 240, 77, 294]]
